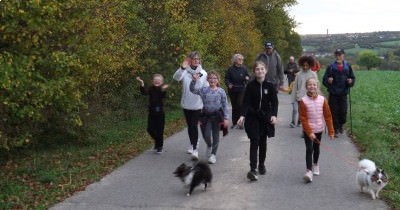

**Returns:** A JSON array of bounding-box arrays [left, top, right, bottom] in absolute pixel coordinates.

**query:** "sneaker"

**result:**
[[206, 147, 212, 158], [208, 154, 216, 164], [247, 170, 258, 181], [303, 170, 313, 183], [339, 127, 344, 134], [187, 140, 200, 154], [187, 147, 193, 154], [334, 130, 339, 138], [156, 148, 163, 154], [289, 122, 295, 128], [312, 164, 320, 175], [258, 165, 266, 175], [297, 121, 301, 127], [191, 150, 199, 160]]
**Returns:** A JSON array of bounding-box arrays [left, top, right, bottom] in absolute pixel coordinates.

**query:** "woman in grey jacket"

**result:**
[[173, 51, 208, 160]]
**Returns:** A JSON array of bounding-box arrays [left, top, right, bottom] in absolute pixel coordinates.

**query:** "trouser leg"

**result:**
[[258, 136, 267, 167], [183, 109, 201, 149]]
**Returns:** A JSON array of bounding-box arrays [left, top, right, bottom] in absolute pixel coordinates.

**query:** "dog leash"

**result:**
[[313, 137, 359, 169]]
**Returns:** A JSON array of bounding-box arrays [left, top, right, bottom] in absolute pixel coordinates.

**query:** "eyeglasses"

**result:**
[[192, 57, 201, 60]]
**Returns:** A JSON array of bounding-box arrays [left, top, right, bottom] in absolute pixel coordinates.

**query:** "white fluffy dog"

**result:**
[[356, 159, 388, 200]]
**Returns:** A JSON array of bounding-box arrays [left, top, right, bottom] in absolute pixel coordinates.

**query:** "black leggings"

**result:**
[[303, 132, 322, 171], [183, 109, 201, 150]]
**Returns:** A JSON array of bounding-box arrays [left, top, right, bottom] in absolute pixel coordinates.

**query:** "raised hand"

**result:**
[[161, 84, 169, 91], [181, 57, 191, 69], [136, 76, 144, 86]]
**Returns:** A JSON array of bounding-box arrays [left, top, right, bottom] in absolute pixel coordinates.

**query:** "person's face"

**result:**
[[152, 76, 163, 86], [235, 57, 244, 65], [190, 56, 201, 67], [301, 62, 310, 71], [289, 58, 294, 63], [265, 47, 273, 55], [254, 64, 267, 79], [306, 79, 318, 94], [335, 53, 344, 62], [207, 74, 219, 87]]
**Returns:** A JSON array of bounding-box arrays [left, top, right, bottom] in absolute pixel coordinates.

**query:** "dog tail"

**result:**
[[359, 159, 376, 173]]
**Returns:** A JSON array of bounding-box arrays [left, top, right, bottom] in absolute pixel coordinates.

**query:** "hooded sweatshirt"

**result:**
[[290, 69, 318, 103], [173, 65, 209, 110]]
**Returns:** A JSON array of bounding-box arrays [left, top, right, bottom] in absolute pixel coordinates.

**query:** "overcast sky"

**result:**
[[288, 0, 400, 35]]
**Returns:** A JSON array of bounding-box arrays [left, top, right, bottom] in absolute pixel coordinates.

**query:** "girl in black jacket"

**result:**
[[237, 61, 278, 181]]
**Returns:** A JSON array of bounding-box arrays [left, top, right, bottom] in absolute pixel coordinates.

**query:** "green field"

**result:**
[[351, 71, 400, 209], [344, 47, 392, 55], [377, 40, 400, 47]]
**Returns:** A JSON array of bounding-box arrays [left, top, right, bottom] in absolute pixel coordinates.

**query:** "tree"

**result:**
[[251, 0, 301, 61], [358, 51, 382, 70]]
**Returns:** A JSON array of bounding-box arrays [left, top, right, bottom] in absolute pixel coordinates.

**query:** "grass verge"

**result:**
[[0, 108, 186, 209]]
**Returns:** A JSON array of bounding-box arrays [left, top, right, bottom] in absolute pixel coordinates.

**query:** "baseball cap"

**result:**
[[334, 49, 345, 54], [264, 41, 273, 49]]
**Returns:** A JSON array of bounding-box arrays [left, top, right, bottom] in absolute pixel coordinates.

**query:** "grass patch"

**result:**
[[376, 40, 400, 48], [319, 70, 400, 209], [0, 107, 186, 209]]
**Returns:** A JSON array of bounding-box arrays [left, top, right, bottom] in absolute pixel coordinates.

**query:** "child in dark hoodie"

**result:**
[[136, 74, 169, 154]]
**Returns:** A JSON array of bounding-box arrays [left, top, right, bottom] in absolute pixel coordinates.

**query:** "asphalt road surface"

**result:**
[[50, 92, 389, 210]]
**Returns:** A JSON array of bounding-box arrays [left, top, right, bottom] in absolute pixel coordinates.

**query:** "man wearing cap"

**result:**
[[322, 49, 356, 137], [256, 41, 284, 91]]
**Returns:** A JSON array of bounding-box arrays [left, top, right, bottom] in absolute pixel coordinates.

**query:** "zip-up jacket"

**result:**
[[322, 61, 356, 96]]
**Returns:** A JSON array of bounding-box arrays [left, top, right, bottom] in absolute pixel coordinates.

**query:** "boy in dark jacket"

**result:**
[[136, 74, 169, 153], [237, 61, 279, 181], [322, 49, 355, 137]]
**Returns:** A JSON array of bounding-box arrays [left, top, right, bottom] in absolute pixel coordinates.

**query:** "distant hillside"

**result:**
[[301, 31, 400, 70], [301, 31, 400, 56]]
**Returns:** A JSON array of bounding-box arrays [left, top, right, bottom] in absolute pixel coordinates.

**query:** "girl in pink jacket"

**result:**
[[299, 78, 334, 183]]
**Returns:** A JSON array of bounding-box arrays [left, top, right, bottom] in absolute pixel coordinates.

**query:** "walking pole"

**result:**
[[348, 88, 353, 137]]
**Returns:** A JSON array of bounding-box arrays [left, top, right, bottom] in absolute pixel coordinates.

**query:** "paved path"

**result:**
[[50, 92, 389, 210]]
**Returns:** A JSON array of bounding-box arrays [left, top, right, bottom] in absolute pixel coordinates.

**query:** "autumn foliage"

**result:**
[[0, 0, 301, 150]]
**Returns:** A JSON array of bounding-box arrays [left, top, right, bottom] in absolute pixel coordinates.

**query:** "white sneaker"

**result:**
[[303, 170, 313, 183], [187, 140, 200, 154], [208, 154, 216, 164], [191, 150, 199, 160], [187, 147, 193, 154], [206, 147, 212, 158], [312, 164, 320, 175]]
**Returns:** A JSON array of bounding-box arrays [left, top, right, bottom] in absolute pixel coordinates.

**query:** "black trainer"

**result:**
[[339, 127, 344, 134], [247, 170, 258, 181], [334, 130, 339, 138], [258, 165, 266, 175]]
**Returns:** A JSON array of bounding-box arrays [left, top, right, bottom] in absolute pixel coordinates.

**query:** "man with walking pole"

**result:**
[[322, 49, 356, 137]]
